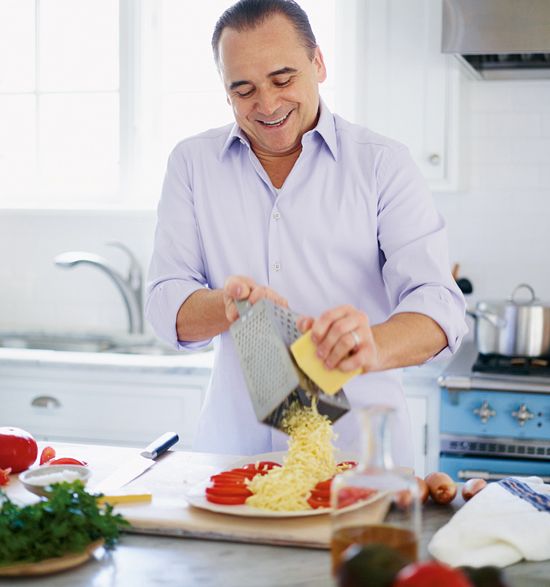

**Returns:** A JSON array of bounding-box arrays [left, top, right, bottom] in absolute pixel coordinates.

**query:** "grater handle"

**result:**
[[235, 299, 252, 318]]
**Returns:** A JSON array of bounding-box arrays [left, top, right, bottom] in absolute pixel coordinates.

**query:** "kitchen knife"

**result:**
[[92, 431, 179, 494]]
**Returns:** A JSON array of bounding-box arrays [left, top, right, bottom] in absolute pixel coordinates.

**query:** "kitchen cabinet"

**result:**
[[337, 0, 462, 191], [403, 362, 444, 477], [0, 352, 212, 448]]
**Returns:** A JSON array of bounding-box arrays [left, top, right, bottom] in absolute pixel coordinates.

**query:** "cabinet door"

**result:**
[[360, 0, 461, 191], [405, 395, 428, 477]]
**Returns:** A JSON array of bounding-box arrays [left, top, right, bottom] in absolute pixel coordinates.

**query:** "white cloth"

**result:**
[[428, 477, 550, 568]]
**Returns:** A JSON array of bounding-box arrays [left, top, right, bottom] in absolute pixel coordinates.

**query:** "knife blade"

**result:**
[[92, 431, 179, 494]]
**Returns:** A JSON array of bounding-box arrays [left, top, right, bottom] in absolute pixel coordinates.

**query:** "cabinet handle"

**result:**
[[428, 153, 441, 166], [31, 395, 62, 409]]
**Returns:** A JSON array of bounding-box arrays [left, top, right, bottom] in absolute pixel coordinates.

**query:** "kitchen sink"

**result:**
[[0, 332, 182, 356]]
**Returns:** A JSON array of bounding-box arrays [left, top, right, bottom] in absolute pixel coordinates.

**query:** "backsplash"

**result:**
[[1, 78, 549, 333]]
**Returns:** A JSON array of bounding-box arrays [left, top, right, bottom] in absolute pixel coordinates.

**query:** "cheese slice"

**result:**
[[290, 330, 362, 395]]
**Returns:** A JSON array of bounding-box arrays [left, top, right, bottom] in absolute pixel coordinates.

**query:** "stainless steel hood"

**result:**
[[442, 0, 550, 80]]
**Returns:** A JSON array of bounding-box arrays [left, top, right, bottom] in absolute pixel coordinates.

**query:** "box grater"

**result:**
[[230, 299, 351, 432]]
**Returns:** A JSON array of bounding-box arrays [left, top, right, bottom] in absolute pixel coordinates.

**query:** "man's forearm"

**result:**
[[372, 312, 447, 371], [176, 289, 230, 342]]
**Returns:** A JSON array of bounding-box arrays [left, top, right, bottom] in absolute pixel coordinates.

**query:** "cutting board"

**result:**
[[6, 443, 347, 549]]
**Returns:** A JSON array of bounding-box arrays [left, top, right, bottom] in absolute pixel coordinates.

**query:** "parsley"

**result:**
[[0, 481, 130, 565]]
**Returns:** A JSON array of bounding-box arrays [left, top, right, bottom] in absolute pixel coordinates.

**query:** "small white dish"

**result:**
[[19, 464, 91, 497]]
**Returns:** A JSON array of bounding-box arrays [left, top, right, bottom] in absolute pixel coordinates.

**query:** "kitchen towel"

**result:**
[[428, 476, 550, 568]]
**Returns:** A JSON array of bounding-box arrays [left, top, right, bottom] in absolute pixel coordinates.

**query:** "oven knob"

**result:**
[[512, 404, 535, 427], [473, 400, 496, 423]]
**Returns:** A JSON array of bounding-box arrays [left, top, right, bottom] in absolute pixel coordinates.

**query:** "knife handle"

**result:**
[[140, 431, 179, 459]]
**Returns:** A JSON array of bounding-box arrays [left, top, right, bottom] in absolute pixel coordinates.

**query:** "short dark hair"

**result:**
[[212, 0, 317, 67]]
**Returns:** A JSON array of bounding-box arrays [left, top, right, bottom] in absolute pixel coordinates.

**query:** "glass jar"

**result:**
[[330, 405, 421, 574]]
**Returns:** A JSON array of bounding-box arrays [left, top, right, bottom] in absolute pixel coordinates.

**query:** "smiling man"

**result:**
[[146, 0, 467, 466]]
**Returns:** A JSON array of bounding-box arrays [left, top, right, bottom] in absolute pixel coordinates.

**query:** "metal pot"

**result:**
[[469, 283, 550, 357]]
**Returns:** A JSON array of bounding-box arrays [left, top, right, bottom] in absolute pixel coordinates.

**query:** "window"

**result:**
[[0, 0, 336, 209]]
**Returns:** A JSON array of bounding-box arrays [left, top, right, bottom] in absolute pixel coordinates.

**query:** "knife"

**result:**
[[93, 431, 179, 494]]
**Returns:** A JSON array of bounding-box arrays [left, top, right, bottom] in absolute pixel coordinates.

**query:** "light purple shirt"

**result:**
[[146, 102, 467, 466]]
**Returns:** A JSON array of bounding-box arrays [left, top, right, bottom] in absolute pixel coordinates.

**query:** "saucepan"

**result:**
[[468, 283, 550, 357]]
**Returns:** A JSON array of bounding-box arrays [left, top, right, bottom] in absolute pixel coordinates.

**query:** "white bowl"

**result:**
[[19, 464, 91, 497]]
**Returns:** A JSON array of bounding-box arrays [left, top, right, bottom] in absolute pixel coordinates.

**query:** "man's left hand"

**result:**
[[297, 305, 380, 374]]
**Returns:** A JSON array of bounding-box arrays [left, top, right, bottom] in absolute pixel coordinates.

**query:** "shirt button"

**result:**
[[273, 262, 281, 272], [272, 211, 281, 220]]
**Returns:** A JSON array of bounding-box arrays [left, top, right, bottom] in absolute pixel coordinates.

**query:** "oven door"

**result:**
[[440, 455, 550, 483]]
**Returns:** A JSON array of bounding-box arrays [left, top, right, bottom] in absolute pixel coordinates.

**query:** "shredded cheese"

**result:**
[[245, 401, 338, 511]]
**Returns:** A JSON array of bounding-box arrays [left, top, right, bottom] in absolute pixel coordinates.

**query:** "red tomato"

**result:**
[[242, 461, 281, 472], [314, 478, 333, 491], [337, 487, 377, 509], [205, 494, 249, 505], [307, 495, 330, 509], [39, 446, 56, 465], [206, 485, 252, 497], [48, 457, 87, 466], [0, 427, 38, 473], [0, 467, 12, 486], [393, 561, 473, 587]]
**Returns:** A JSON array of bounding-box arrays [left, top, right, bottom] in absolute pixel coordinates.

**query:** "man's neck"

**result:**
[[253, 144, 302, 189]]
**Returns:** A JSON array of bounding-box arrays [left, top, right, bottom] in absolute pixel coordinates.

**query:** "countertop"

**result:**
[[2, 444, 550, 587]]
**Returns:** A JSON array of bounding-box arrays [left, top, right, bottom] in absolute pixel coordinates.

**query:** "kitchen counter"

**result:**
[[3, 443, 550, 586]]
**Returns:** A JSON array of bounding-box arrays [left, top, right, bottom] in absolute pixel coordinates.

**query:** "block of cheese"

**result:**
[[290, 331, 362, 395]]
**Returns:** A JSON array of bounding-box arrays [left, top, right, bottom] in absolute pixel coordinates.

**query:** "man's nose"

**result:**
[[256, 88, 280, 116]]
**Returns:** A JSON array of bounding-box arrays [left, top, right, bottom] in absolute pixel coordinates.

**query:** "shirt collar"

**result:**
[[219, 98, 338, 161]]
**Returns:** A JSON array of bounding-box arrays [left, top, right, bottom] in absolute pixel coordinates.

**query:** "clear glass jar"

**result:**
[[330, 405, 421, 574]]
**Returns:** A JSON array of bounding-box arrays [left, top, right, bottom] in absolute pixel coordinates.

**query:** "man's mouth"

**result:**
[[258, 111, 292, 127]]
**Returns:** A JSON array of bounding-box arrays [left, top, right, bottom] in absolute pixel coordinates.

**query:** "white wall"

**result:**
[[1, 78, 549, 333]]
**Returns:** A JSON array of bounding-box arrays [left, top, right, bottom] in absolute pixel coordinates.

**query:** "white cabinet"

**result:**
[[0, 361, 211, 449], [336, 0, 462, 192], [403, 363, 443, 477]]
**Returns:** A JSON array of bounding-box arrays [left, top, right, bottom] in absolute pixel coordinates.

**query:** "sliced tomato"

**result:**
[[39, 446, 56, 465], [48, 457, 87, 466], [0, 467, 12, 486], [206, 485, 252, 497], [307, 495, 330, 509], [242, 461, 281, 472], [337, 487, 377, 509], [210, 473, 255, 484], [314, 478, 333, 491], [205, 493, 249, 505], [310, 488, 330, 500]]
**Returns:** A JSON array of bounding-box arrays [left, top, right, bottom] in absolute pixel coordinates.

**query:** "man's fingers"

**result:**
[[311, 305, 355, 343], [296, 316, 314, 333]]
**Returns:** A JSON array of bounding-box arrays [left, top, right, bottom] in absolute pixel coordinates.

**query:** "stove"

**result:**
[[437, 342, 550, 482]]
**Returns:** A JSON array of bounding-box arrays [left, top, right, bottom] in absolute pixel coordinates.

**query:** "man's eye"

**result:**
[[236, 88, 254, 98], [274, 78, 291, 87]]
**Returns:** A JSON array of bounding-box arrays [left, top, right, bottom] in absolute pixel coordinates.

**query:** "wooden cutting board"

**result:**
[[6, 443, 343, 549]]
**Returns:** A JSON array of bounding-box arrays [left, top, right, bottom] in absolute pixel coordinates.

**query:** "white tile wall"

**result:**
[[0, 78, 549, 333], [436, 79, 550, 311]]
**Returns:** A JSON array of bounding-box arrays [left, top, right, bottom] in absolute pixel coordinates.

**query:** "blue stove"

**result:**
[[438, 342, 550, 482]]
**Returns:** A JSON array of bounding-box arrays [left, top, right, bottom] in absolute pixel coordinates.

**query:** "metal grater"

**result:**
[[230, 299, 351, 432]]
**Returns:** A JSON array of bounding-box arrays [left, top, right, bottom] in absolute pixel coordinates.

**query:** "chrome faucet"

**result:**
[[54, 242, 144, 334]]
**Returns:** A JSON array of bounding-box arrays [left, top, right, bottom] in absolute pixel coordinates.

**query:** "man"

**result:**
[[146, 0, 467, 467]]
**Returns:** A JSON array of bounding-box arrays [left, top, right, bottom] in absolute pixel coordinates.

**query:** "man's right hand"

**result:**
[[223, 275, 288, 323]]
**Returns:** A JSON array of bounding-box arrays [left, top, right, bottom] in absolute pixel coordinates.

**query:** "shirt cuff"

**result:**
[[390, 285, 468, 361], [145, 279, 213, 351]]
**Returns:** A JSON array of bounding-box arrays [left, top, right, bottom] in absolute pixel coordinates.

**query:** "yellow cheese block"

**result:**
[[96, 493, 152, 506], [290, 331, 362, 395]]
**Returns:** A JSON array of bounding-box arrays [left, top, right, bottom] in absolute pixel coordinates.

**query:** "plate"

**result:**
[[185, 451, 362, 519], [19, 464, 91, 497], [0, 539, 104, 577]]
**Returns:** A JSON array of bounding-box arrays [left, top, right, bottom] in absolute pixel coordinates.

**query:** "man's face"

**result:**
[[218, 13, 326, 156]]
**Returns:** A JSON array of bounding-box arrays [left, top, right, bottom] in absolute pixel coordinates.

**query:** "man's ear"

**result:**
[[313, 47, 327, 83]]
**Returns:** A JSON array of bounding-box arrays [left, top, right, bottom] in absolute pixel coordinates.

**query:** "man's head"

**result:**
[[212, 0, 327, 157]]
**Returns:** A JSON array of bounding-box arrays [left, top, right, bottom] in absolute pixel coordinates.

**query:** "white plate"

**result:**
[[185, 451, 361, 519]]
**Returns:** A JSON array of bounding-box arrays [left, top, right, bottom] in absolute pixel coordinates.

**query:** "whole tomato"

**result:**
[[393, 561, 473, 587], [0, 427, 38, 473]]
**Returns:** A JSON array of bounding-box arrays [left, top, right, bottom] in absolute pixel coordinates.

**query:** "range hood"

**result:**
[[442, 0, 550, 80]]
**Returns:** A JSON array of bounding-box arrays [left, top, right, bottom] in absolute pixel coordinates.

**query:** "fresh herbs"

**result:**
[[0, 481, 129, 565]]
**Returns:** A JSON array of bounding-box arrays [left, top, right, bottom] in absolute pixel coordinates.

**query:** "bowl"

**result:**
[[19, 464, 91, 497]]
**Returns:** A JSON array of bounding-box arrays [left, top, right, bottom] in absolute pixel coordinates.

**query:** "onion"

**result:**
[[461, 478, 487, 501], [425, 472, 457, 504], [416, 476, 429, 504]]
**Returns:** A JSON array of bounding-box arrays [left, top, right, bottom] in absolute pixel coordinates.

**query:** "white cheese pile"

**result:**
[[28, 470, 83, 486], [245, 401, 338, 511]]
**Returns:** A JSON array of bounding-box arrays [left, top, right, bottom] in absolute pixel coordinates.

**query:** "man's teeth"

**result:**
[[261, 112, 290, 126]]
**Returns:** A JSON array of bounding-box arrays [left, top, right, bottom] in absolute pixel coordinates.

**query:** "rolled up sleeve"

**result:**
[[145, 145, 212, 351], [376, 146, 468, 360]]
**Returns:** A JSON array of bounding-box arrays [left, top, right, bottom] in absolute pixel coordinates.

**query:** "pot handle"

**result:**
[[467, 309, 507, 329], [510, 283, 536, 304]]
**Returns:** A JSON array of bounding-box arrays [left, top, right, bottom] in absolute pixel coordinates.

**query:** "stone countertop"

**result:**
[[5, 503, 549, 587]]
